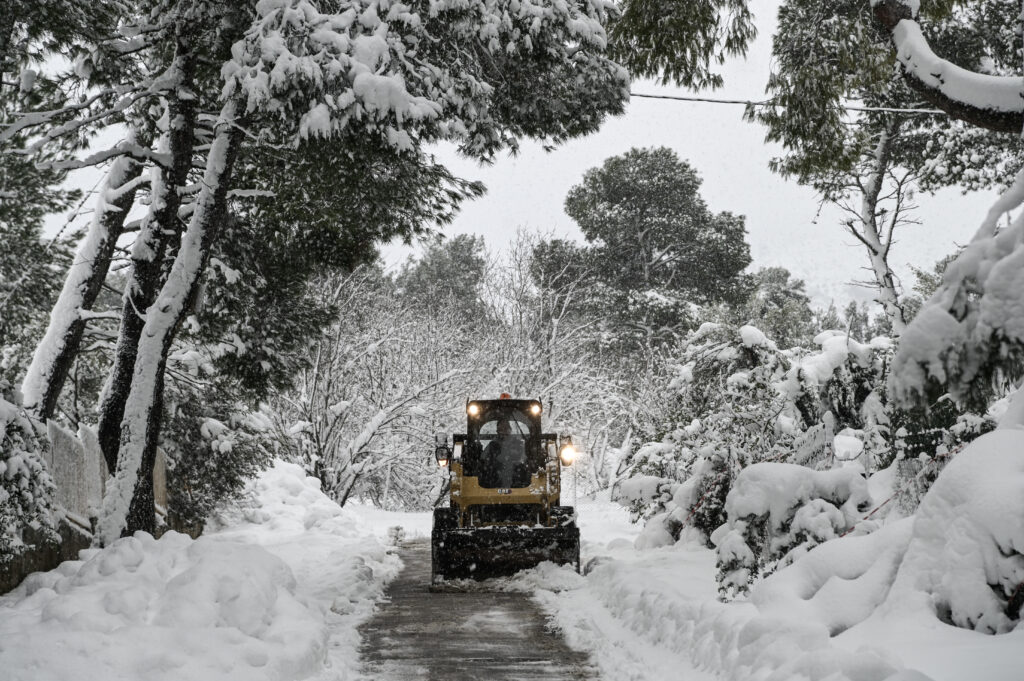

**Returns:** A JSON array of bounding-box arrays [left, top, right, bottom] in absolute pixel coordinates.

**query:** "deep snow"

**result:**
[[0, 461, 401, 681], [4, 458, 1022, 681]]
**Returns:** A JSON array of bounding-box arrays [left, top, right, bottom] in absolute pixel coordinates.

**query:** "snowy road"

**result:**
[[359, 540, 594, 680]]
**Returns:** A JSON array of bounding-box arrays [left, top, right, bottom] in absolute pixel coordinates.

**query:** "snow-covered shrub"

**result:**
[[885, 429, 1024, 634], [622, 323, 806, 544], [625, 324, 895, 544], [781, 330, 896, 471], [891, 175, 1024, 414], [889, 397, 996, 514], [0, 380, 58, 561], [161, 398, 273, 530], [751, 518, 915, 636], [711, 462, 871, 599]]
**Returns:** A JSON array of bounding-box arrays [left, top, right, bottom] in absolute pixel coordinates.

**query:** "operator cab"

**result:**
[[463, 397, 544, 488]]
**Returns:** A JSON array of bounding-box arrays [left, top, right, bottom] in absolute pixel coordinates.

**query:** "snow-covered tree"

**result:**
[[564, 147, 753, 354], [274, 267, 473, 508], [753, 0, 1021, 334], [871, 0, 1024, 415], [735, 267, 815, 348], [395, 234, 491, 321], [6, 0, 630, 542]]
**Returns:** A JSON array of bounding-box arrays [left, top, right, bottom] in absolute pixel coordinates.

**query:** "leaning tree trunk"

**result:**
[[21, 143, 145, 421], [96, 43, 198, 474], [97, 99, 242, 543]]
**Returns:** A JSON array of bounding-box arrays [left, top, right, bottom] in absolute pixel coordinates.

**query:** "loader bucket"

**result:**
[[431, 524, 580, 581]]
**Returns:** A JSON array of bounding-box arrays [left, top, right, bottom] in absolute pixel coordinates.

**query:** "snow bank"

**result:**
[[528, 540, 926, 681], [0, 460, 400, 681], [0, 532, 323, 681], [523, 436, 1024, 681]]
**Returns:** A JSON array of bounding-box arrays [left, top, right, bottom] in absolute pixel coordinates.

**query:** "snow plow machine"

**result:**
[[430, 395, 580, 582]]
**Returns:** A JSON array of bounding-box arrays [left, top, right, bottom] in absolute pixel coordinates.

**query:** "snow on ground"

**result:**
[[5, 458, 1020, 681], [0, 460, 402, 681], [520, 462, 1024, 681]]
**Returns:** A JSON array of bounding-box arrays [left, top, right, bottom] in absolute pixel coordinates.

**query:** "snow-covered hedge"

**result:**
[[712, 462, 871, 598], [0, 381, 57, 562]]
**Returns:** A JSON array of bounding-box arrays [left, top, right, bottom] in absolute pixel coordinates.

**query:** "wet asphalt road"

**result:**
[[359, 539, 594, 681]]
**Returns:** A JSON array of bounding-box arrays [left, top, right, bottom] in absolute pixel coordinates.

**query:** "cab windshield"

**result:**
[[468, 405, 541, 488]]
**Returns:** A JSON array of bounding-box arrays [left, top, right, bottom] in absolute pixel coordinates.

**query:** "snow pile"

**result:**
[[712, 462, 871, 597], [0, 532, 323, 681], [0, 460, 400, 681], [883, 429, 1024, 633]]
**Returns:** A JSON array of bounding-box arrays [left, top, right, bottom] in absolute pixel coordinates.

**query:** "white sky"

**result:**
[[45, 2, 1001, 310]]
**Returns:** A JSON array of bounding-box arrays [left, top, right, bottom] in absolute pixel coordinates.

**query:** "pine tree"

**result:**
[[564, 147, 753, 352]]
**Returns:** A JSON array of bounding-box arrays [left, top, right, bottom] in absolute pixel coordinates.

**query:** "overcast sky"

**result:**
[[46, 2, 1001, 310]]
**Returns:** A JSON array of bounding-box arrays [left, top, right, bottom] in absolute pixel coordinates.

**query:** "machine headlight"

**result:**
[[559, 443, 576, 466], [467, 403, 480, 416], [530, 402, 542, 416]]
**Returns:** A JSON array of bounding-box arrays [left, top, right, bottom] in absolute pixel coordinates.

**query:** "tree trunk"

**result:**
[[850, 122, 908, 335], [97, 99, 243, 543], [22, 146, 144, 422], [96, 40, 198, 474]]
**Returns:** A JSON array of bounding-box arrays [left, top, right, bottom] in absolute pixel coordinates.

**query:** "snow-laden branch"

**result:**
[[891, 165, 1024, 406], [872, 0, 1024, 133]]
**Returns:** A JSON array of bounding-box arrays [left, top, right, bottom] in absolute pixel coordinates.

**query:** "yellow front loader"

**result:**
[[431, 395, 580, 581]]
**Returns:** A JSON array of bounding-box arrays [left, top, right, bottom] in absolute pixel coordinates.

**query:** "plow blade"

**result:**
[[431, 524, 580, 581]]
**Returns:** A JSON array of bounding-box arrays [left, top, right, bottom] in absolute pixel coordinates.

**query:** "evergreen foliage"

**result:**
[[564, 147, 753, 351], [609, 0, 756, 89], [0, 380, 58, 562]]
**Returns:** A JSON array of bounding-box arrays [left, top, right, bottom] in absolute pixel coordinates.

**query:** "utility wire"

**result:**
[[629, 91, 946, 115]]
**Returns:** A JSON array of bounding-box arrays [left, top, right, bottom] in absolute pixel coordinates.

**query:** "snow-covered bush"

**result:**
[[711, 462, 871, 599], [885, 429, 1024, 633], [781, 330, 896, 471], [751, 518, 915, 636], [749, 427, 1024, 639], [0, 380, 58, 561], [622, 324, 897, 549], [891, 173, 1024, 413], [621, 323, 804, 542], [161, 398, 273, 530]]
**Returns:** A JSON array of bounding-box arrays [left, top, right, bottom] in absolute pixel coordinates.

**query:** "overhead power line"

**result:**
[[629, 91, 946, 115]]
